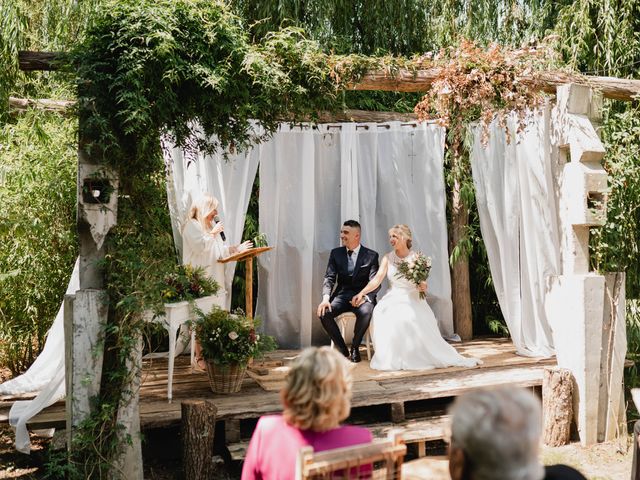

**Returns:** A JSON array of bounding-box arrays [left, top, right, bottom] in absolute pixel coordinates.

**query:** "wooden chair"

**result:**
[[296, 431, 406, 480], [330, 312, 373, 360]]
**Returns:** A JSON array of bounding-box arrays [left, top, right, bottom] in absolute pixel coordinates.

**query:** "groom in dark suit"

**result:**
[[317, 220, 380, 362]]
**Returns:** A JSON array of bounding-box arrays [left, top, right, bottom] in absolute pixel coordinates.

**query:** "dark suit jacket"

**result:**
[[322, 246, 381, 303]]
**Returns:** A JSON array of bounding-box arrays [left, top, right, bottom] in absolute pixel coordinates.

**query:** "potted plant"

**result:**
[[158, 264, 220, 322], [194, 306, 276, 394]]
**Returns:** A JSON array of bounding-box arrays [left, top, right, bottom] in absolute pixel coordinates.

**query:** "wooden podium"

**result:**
[[218, 246, 273, 319]]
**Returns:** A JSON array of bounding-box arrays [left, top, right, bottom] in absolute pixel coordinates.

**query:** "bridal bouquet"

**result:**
[[395, 252, 432, 300]]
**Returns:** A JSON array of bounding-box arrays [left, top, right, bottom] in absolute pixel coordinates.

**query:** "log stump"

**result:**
[[182, 400, 218, 480], [542, 367, 573, 447]]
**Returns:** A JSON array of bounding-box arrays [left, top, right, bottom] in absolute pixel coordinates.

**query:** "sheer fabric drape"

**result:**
[[470, 109, 559, 357], [0, 259, 79, 453]]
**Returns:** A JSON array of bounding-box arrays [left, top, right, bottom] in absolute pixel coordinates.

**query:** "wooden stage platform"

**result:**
[[1, 338, 555, 445]]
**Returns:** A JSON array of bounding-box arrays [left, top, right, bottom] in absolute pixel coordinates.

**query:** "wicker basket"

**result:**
[[205, 362, 247, 394]]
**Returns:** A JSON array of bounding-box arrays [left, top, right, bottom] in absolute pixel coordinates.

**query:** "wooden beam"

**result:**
[[315, 109, 417, 122], [18, 51, 64, 71], [9, 96, 74, 113], [8, 96, 417, 123], [19, 50, 640, 101], [350, 69, 640, 102]]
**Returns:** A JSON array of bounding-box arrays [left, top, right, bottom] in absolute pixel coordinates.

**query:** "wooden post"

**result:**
[[542, 367, 573, 446], [246, 256, 253, 319], [112, 336, 143, 480], [450, 157, 473, 341], [182, 400, 218, 480], [390, 402, 405, 423]]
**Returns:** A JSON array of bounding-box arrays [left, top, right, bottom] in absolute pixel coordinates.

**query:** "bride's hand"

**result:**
[[351, 293, 365, 307], [418, 281, 427, 293]]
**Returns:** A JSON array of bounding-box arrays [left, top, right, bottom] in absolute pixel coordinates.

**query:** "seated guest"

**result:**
[[448, 387, 587, 480], [241, 347, 372, 480]]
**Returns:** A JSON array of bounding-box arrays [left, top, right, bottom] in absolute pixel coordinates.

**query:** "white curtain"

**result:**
[[258, 122, 451, 348], [0, 259, 79, 453], [257, 124, 342, 348], [355, 122, 452, 335], [470, 108, 559, 357], [163, 132, 261, 310]]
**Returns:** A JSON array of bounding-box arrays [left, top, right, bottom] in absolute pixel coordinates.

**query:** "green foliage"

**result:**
[[554, 0, 640, 78], [0, 110, 77, 374], [195, 306, 276, 365], [235, 0, 568, 56], [0, 0, 101, 119], [591, 104, 640, 299], [71, 0, 351, 175]]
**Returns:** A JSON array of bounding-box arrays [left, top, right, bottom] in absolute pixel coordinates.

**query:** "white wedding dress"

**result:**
[[370, 252, 481, 371]]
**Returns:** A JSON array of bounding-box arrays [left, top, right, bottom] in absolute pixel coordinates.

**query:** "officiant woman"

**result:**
[[181, 193, 252, 370]]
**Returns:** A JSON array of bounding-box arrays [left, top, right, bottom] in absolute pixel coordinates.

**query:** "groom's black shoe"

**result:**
[[350, 347, 361, 363]]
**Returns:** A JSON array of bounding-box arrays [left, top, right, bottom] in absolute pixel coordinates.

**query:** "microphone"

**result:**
[[213, 215, 226, 241]]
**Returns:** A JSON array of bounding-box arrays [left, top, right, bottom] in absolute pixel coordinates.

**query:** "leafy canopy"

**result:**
[[71, 0, 359, 171]]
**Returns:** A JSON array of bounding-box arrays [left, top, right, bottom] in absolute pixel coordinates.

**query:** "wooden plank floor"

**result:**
[[0, 338, 555, 430]]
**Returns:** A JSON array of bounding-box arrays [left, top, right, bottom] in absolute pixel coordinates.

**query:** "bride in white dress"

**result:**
[[352, 224, 481, 371]]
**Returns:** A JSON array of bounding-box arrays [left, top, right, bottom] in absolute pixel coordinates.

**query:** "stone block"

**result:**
[[562, 162, 608, 227], [556, 84, 603, 121], [567, 114, 605, 163], [545, 274, 605, 446]]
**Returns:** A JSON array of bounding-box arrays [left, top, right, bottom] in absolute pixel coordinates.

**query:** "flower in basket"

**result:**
[[194, 306, 277, 367], [395, 252, 432, 300]]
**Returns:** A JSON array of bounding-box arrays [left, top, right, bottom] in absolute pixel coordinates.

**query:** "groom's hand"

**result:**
[[317, 300, 332, 318]]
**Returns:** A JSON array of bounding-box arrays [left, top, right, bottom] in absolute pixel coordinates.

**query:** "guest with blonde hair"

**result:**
[[182, 193, 252, 370], [241, 347, 372, 479]]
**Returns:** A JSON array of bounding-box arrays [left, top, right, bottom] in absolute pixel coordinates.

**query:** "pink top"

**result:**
[[241, 414, 373, 480]]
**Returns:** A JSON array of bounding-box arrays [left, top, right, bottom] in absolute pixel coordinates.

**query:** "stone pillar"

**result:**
[[545, 83, 617, 446]]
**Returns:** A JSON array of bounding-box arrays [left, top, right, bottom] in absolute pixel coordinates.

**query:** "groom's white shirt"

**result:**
[[348, 244, 362, 267]]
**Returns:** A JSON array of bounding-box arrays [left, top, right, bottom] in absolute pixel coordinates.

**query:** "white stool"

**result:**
[[330, 312, 372, 360]]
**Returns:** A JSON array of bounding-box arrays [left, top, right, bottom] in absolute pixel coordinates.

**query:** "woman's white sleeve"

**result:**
[[184, 221, 230, 261]]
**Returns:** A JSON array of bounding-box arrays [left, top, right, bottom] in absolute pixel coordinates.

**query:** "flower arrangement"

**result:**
[[160, 264, 219, 303], [144, 264, 219, 315], [395, 252, 432, 300], [194, 306, 276, 366]]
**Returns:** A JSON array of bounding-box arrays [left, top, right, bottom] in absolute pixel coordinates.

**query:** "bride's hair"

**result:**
[[390, 224, 412, 249]]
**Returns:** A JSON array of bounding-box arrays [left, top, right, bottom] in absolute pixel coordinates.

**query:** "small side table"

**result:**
[[145, 295, 217, 402]]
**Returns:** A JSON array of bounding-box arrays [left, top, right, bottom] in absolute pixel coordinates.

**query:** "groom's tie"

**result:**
[[347, 249, 354, 275]]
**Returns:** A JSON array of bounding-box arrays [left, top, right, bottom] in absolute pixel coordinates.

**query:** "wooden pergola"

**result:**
[[10, 49, 640, 477]]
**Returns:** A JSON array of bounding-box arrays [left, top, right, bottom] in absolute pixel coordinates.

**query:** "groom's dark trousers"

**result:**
[[320, 246, 380, 354]]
